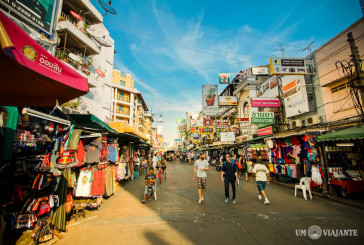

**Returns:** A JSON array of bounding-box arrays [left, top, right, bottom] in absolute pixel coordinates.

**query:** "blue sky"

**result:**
[[94, 0, 363, 145]]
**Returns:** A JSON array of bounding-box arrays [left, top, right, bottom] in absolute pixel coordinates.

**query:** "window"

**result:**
[[118, 105, 123, 112], [120, 81, 125, 86], [119, 93, 124, 99], [330, 83, 353, 112]]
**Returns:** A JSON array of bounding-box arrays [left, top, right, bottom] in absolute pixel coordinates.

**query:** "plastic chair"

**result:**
[[148, 182, 157, 200], [295, 177, 312, 200]]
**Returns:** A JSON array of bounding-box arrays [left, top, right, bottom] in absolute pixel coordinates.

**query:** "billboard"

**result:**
[[251, 67, 269, 75], [219, 96, 238, 106], [198, 127, 214, 134], [256, 76, 279, 98], [221, 132, 235, 142], [214, 120, 230, 128], [281, 75, 310, 118], [0, 0, 57, 35], [270, 57, 307, 75], [176, 117, 185, 125], [202, 85, 219, 116], [250, 112, 275, 124], [251, 98, 280, 107], [257, 126, 273, 136]]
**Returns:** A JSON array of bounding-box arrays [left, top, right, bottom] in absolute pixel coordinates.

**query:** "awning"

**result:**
[[317, 124, 364, 142], [247, 135, 270, 142], [110, 121, 148, 141], [0, 11, 88, 106], [67, 114, 118, 134]]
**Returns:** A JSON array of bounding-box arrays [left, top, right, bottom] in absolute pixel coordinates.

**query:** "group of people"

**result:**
[[193, 153, 271, 205]]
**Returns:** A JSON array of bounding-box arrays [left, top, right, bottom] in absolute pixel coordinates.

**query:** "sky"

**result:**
[[93, 0, 363, 146]]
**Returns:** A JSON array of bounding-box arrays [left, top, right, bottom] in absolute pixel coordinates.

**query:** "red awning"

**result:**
[[0, 11, 89, 106]]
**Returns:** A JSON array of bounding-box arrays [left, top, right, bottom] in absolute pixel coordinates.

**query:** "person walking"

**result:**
[[152, 153, 158, 169], [220, 154, 238, 203], [193, 154, 209, 204], [252, 159, 270, 205]]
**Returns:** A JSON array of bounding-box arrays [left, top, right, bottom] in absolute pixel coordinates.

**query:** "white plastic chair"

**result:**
[[148, 181, 157, 200], [295, 177, 312, 200]]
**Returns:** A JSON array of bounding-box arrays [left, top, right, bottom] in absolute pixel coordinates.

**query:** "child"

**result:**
[[252, 159, 270, 205], [142, 167, 156, 203]]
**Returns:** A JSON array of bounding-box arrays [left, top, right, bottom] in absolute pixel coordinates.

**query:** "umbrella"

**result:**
[[0, 11, 89, 106], [70, 11, 82, 21], [95, 69, 105, 77]]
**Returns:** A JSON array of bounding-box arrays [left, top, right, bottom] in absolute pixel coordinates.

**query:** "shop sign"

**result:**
[[176, 117, 186, 125], [256, 75, 279, 98], [203, 118, 214, 127], [270, 57, 307, 75], [237, 118, 249, 122], [178, 124, 186, 131], [281, 75, 310, 118], [219, 96, 238, 106], [257, 126, 273, 136], [221, 132, 235, 142], [235, 135, 248, 143], [192, 133, 199, 139], [174, 139, 181, 141], [251, 98, 280, 107], [198, 127, 214, 134], [251, 67, 269, 75], [214, 120, 230, 128], [202, 85, 219, 116], [219, 73, 230, 84], [0, 0, 57, 35], [180, 131, 186, 136], [191, 127, 199, 133], [250, 112, 275, 124]]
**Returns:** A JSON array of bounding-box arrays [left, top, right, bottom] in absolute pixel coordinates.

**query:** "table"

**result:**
[[330, 179, 364, 194]]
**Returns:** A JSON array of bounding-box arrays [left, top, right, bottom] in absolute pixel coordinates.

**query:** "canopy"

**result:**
[[247, 135, 269, 142], [67, 114, 118, 134], [0, 11, 88, 106], [317, 124, 364, 142]]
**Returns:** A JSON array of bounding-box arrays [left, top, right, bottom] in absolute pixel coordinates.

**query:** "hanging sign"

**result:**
[[250, 112, 275, 124], [270, 57, 307, 75], [256, 75, 279, 98], [221, 132, 235, 142], [198, 127, 214, 134], [203, 118, 214, 127], [214, 120, 230, 128], [219, 96, 238, 106], [191, 127, 199, 133], [251, 98, 280, 107], [219, 73, 230, 84], [237, 118, 249, 122], [202, 85, 219, 116], [235, 135, 248, 143], [257, 126, 274, 136]]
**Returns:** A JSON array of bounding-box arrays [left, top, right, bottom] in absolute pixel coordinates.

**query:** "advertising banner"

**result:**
[[202, 85, 219, 116], [281, 75, 310, 118], [180, 131, 186, 136], [198, 127, 214, 134], [251, 98, 280, 107], [235, 135, 248, 143], [214, 120, 230, 128], [256, 75, 279, 98], [219, 96, 238, 106], [257, 126, 274, 136], [178, 125, 187, 131], [219, 73, 230, 84], [203, 118, 214, 127], [237, 118, 249, 123], [0, 0, 57, 35], [250, 112, 275, 124], [176, 117, 186, 125], [270, 57, 307, 75], [174, 139, 181, 141], [191, 127, 199, 133], [251, 67, 269, 75], [220, 132, 235, 142]]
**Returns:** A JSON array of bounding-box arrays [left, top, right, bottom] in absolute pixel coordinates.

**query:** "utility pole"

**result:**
[[347, 32, 363, 87]]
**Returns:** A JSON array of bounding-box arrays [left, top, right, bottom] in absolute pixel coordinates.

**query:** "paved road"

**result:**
[[56, 161, 364, 245]]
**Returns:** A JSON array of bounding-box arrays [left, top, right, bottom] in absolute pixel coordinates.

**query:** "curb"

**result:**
[[271, 180, 364, 210]]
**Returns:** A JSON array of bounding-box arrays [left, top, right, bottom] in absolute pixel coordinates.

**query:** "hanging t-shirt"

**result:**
[[291, 145, 301, 157], [100, 142, 107, 162], [283, 146, 293, 159], [267, 139, 274, 149], [291, 165, 297, 178], [76, 140, 86, 165], [92, 170, 105, 196], [75, 170, 94, 197], [85, 140, 102, 163]]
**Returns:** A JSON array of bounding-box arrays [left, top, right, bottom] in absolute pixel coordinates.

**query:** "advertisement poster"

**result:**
[[270, 57, 307, 75], [198, 127, 214, 134], [220, 132, 235, 142], [257, 126, 273, 136], [281, 75, 310, 118], [1, 0, 57, 35], [219, 96, 238, 106], [251, 98, 280, 107], [214, 120, 230, 128], [202, 85, 219, 116], [250, 112, 275, 124], [256, 75, 279, 98], [251, 67, 269, 75]]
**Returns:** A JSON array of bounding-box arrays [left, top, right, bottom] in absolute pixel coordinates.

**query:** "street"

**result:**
[[55, 161, 364, 245]]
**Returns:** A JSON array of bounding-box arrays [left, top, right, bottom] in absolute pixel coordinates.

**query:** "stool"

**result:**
[[72, 206, 86, 222]]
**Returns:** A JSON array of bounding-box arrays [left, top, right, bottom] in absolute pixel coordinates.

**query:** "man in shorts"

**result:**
[[193, 154, 209, 204], [142, 167, 156, 203], [252, 159, 270, 205]]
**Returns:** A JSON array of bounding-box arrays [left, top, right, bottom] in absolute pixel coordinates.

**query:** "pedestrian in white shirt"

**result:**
[[252, 159, 270, 205], [152, 153, 158, 169], [193, 154, 209, 204]]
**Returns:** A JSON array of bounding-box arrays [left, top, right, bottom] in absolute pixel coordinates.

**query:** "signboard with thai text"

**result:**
[[250, 112, 275, 124], [198, 127, 214, 134], [202, 85, 219, 116], [214, 120, 230, 128]]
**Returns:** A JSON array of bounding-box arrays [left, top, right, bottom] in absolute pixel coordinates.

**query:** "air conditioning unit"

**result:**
[[306, 116, 319, 125], [290, 119, 302, 128]]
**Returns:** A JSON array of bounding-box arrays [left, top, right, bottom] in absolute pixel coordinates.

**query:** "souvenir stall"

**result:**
[[0, 107, 72, 243], [265, 134, 324, 188], [317, 124, 364, 198]]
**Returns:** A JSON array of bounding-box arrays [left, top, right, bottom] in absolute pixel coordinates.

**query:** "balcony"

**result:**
[[57, 13, 100, 56], [115, 109, 130, 117], [63, 0, 103, 25], [116, 96, 130, 103]]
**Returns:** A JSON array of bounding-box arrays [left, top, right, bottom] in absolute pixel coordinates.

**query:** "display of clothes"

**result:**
[[107, 144, 119, 163], [85, 139, 102, 164]]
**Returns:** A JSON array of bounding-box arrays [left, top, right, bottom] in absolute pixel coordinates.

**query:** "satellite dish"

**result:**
[[70, 11, 82, 20], [95, 69, 105, 77], [86, 27, 95, 36], [68, 53, 82, 62], [93, 36, 112, 47], [97, 0, 117, 16]]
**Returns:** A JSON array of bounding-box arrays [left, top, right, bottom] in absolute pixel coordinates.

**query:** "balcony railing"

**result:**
[[117, 96, 130, 103], [55, 49, 93, 76], [58, 12, 93, 40], [116, 109, 130, 115]]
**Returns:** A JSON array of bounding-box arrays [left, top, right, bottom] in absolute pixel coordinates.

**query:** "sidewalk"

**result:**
[[271, 180, 364, 210]]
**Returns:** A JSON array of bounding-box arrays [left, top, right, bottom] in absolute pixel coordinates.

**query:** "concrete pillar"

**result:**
[[113, 88, 117, 121], [247, 77, 259, 137]]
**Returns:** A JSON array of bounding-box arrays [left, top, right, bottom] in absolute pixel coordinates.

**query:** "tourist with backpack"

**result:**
[[220, 154, 238, 203]]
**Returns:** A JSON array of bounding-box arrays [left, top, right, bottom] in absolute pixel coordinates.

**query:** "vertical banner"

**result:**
[[219, 73, 230, 84], [202, 85, 219, 116]]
